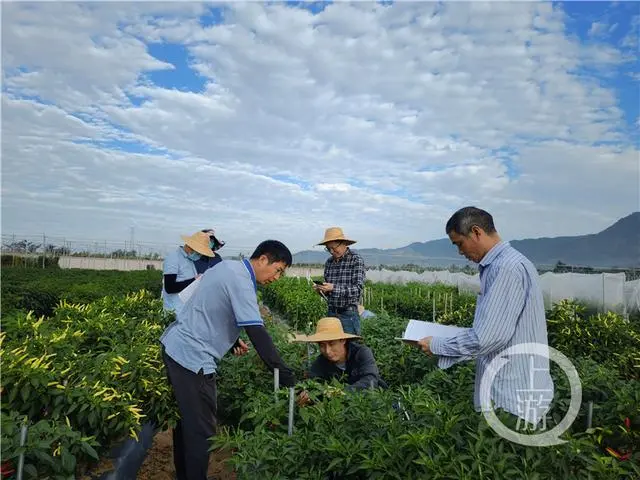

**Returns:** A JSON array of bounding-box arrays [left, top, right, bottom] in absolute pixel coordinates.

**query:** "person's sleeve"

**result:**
[[228, 277, 263, 328], [163, 251, 196, 293], [244, 325, 296, 387], [308, 356, 330, 380], [163, 274, 196, 294], [430, 266, 526, 361], [163, 250, 179, 275], [348, 346, 381, 391], [332, 256, 365, 299]]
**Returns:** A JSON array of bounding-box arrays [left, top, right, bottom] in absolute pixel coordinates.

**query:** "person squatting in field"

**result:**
[[294, 317, 387, 406], [160, 240, 297, 480]]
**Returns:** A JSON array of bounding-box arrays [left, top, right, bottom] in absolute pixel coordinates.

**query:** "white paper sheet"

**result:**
[[396, 319, 467, 343], [178, 276, 201, 303]]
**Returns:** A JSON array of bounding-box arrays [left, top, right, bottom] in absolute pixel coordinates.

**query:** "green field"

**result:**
[[1, 269, 638, 479]]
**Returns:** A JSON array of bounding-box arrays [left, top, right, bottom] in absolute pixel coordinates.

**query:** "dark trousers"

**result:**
[[328, 307, 361, 335], [162, 349, 217, 480]]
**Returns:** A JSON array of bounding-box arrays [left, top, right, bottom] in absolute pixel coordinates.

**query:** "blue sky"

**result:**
[[2, 1, 638, 256], [562, 1, 639, 133]]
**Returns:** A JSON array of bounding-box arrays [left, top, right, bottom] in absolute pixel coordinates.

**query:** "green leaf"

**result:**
[[81, 442, 100, 461], [20, 383, 31, 403], [24, 464, 38, 479], [61, 450, 76, 473]]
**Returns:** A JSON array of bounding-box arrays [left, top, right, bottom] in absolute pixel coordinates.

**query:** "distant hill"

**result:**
[[293, 212, 640, 268]]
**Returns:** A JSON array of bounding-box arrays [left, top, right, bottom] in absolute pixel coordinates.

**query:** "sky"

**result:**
[[2, 1, 639, 256]]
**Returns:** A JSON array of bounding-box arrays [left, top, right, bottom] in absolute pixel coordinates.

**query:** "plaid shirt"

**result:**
[[324, 248, 365, 310]]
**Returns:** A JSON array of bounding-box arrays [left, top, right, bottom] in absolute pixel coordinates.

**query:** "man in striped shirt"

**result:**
[[314, 227, 366, 335], [418, 207, 554, 426]]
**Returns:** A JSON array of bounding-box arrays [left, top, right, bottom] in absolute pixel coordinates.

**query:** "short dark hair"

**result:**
[[250, 240, 293, 266], [445, 206, 497, 236]]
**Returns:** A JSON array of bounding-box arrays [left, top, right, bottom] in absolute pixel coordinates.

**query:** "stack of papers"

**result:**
[[396, 319, 467, 344], [178, 277, 201, 303]]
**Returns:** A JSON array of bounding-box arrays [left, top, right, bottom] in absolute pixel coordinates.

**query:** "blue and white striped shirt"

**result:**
[[430, 241, 554, 424]]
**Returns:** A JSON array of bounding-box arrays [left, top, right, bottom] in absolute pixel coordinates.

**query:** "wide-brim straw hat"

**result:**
[[181, 231, 215, 257], [317, 227, 356, 246], [293, 317, 361, 343]]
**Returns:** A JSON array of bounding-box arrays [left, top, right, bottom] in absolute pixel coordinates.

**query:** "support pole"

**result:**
[[288, 387, 295, 436]]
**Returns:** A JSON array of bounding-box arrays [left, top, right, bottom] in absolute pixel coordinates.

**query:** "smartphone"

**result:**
[[313, 280, 324, 285]]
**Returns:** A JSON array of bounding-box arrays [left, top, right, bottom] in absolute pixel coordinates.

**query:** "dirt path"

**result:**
[[83, 430, 235, 480]]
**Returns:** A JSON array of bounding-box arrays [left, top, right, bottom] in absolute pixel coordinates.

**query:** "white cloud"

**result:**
[[1, 2, 638, 256], [588, 21, 608, 37]]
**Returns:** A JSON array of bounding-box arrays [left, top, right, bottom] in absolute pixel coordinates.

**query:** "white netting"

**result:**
[[624, 279, 640, 313], [365, 269, 638, 313], [538, 272, 626, 312]]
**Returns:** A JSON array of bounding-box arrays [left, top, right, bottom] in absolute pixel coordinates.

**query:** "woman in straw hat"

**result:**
[[162, 231, 215, 313], [314, 227, 366, 335], [294, 317, 385, 405]]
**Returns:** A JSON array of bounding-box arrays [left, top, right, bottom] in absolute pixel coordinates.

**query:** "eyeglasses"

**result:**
[[325, 243, 343, 253]]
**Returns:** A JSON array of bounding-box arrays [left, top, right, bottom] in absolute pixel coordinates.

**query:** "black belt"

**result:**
[[197, 368, 215, 380], [333, 305, 356, 313]]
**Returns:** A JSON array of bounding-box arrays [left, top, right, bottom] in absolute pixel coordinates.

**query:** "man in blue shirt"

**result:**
[[418, 207, 554, 427], [160, 240, 296, 480]]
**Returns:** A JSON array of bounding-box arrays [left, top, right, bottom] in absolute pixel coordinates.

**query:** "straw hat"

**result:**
[[181, 231, 215, 257], [317, 227, 356, 246], [293, 317, 361, 343]]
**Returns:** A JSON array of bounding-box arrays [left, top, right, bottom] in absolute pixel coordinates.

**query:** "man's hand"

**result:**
[[232, 338, 250, 356], [297, 390, 312, 407], [417, 336, 433, 355], [316, 282, 334, 293]]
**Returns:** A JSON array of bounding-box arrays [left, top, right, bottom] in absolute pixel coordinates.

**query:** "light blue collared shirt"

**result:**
[[160, 259, 263, 375], [161, 246, 197, 313], [430, 241, 554, 424]]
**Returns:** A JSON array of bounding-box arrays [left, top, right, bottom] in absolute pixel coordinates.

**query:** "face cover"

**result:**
[[187, 251, 201, 262], [209, 235, 225, 251]]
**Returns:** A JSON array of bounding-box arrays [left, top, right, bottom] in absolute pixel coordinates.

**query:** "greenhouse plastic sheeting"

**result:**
[[538, 272, 625, 312], [365, 270, 480, 293], [364, 270, 636, 313], [624, 279, 640, 313]]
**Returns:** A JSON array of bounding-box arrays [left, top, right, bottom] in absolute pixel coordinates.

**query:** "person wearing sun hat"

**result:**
[[194, 228, 225, 274], [161, 231, 214, 313], [314, 227, 366, 335], [294, 317, 385, 405]]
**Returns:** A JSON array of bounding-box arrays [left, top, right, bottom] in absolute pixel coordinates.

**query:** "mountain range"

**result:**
[[293, 212, 640, 268]]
